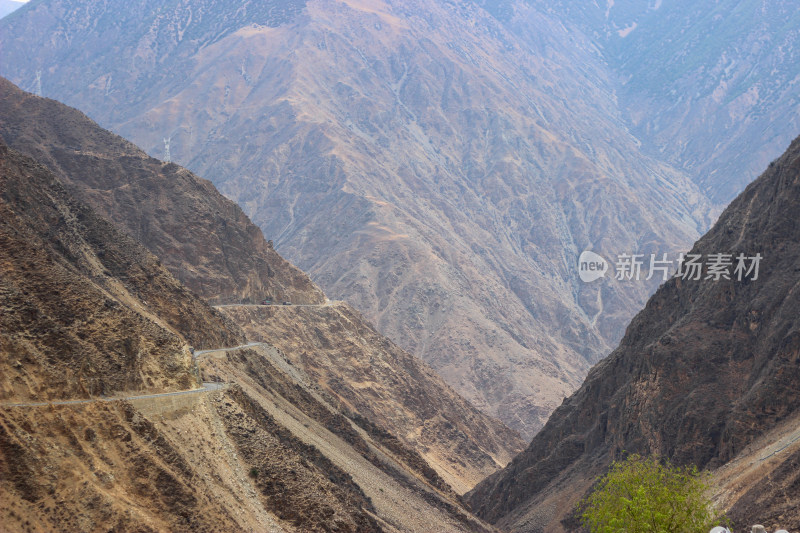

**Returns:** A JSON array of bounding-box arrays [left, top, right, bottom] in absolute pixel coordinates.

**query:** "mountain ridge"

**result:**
[[0, 76, 523, 500], [0, 76, 325, 307], [0, 0, 714, 437], [0, 82, 512, 532], [219, 301, 525, 494], [0, 141, 244, 401], [526, 0, 800, 204], [466, 134, 800, 532]]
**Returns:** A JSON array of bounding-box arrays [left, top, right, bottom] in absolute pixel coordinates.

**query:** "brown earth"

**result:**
[[0, 142, 243, 401], [0, 402, 245, 533], [219, 302, 525, 494], [466, 135, 800, 532], [198, 344, 495, 532], [1, 100, 503, 531], [0, 77, 324, 307], [711, 410, 800, 532], [215, 387, 382, 533], [1, 334, 496, 532]]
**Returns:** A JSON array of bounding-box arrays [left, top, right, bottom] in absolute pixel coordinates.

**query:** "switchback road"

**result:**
[[0, 382, 227, 408], [0, 341, 272, 408]]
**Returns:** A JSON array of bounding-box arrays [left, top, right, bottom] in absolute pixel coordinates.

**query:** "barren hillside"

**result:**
[[1, 86, 518, 531], [0, 144, 493, 532], [0, 77, 325, 307], [467, 135, 800, 532], [0, 0, 713, 436], [220, 302, 524, 494], [0, 142, 243, 401]]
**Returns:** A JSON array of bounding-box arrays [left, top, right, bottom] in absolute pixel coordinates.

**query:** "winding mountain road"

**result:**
[[193, 341, 265, 358], [0, 301, 338, 408], [213, 301, 338, 309], [0, 341, 270, 408], [0, 382, 228, 408]]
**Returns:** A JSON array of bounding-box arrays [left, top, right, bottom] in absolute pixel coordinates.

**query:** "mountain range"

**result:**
[[0, 0, 726, 437], [0, 77, 325, 306], [1, 0, 799, 530], [0, 78, 523, 530]]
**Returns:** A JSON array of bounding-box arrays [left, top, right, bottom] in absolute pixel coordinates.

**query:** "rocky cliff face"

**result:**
[[0, 0, 714, 437], [220, 302, 525, 494], [0, 77, 325, 307], [466, 136, 800, 532], [0, 142, 244, 401]]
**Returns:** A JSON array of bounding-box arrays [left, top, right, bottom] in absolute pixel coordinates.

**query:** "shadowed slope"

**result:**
[[0, 77, 325, 306], [467, 135, 800, 532]]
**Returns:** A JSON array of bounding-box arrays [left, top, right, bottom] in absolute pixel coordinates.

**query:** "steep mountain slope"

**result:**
[[0, 142, 243, 401], [0, 0, 712, 436], [0, 134, 496, 532], [198, 344, 497, 533], [0, 77, 324, 306], [528, 0, 800, 203], [0, 78, 525, 492], [219, 302, 525, 494], [466, 136, 800, 532], [711, 409, 800, 531]]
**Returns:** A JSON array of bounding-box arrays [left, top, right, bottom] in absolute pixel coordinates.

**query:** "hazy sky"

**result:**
[[1, 0, 28, 20]]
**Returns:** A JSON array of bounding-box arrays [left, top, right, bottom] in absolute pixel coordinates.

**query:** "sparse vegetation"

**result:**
[[580, 454, 723, 533]]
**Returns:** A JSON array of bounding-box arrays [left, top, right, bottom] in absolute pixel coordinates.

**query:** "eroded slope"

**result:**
[[0, 0, 713, 436], [0, 143, 243, 401], [219, 302, 525, 494], [0, 77, 324, 306], [1, 109, 498, 532], [467, 135, 800, 532]]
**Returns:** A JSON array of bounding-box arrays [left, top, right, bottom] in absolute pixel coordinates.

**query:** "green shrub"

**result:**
[[580, 454, 724, 533]]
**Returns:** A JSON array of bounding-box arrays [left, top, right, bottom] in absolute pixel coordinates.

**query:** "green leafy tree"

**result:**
[[579, 454, 724, 533]]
